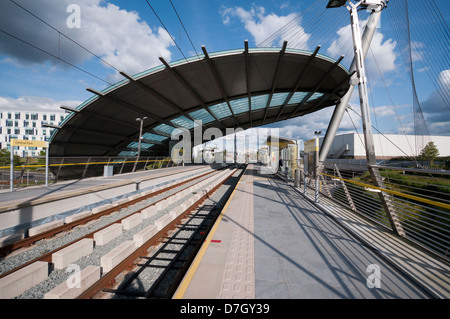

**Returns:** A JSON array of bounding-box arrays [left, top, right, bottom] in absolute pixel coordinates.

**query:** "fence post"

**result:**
[[17, 157, 29, 187], [55, 157, 64, 180], [10, 148, 14, 192], [315, 177, 320, 203], [82, 157, 91, 179], [334, 164, 357, 212], [132, 156, 138, 173], [294, 169, 300, 187], [119, 157, 127, 174], [369, 166, 406, 237]]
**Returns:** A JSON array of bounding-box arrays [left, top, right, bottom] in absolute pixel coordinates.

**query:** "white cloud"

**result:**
[[327, 20, 397, 79], [372, 105, 396, 118], [266, 106, 362, 142], [79, 3, 174, 81], [221, 5, 311, 49], [0, 0, 174, 81], [0, 96, 81, 112], [438, 69, 450, 88]]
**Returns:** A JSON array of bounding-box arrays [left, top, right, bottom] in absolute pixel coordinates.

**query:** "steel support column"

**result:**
[[319, 6, 382, 163], [335, 1, 405, 236]]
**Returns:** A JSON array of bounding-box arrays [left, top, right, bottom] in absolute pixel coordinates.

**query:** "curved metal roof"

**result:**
[[49, 42, 351, 157]]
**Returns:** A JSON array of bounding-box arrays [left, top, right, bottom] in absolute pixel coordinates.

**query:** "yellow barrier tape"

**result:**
[[320, 172, 450, 210]]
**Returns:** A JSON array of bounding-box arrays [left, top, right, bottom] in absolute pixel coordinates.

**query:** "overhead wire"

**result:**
[[0, 28, 113, 86], [169, 0, 200, 57], [144, 0, 189, 62], [9, 0, 123, 75], [256, 1, 363, 70]]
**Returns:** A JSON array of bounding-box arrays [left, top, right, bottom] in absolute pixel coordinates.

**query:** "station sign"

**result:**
[[11, 139, 49, 148]]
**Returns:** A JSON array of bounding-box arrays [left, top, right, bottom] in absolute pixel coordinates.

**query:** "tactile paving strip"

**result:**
[[218, 168, 255, 299]]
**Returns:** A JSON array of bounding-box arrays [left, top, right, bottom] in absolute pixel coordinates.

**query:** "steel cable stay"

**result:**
[[257, 0, 324, 48], [399, 0, 450, 107], [368, 47, 418, 163], [385, 0, 449, 157]]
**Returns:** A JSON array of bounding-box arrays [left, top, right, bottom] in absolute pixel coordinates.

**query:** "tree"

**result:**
[[38, 149, 46, 166], [0, 148, 21, 166], [419, 141, 440, 166]]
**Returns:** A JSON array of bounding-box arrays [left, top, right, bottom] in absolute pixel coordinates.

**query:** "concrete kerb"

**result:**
[[0, 261, 49, 299], [0, 232, 25, 248], [92, 203, 115, 215], [100, 240, 136, 273], [141, 207, 158, 219], [155, 214, 173, 231], [133, 224, 158, 247], [121, 213, 143, 230], [43, 265, 101, 299], [28, 220, 64, 237], [65, 210, 93, 224], [93, 223, 123, 246], [52, 238, 94, 270]]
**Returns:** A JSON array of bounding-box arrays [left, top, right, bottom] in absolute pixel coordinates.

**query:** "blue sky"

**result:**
[[0, 0, 448, 152]]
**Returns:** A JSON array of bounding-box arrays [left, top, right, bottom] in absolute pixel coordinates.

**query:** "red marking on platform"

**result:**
[[204, 239, 222, 243]]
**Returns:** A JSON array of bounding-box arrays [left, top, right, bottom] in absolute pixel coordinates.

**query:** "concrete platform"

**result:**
[[175, 164, 450, 299]]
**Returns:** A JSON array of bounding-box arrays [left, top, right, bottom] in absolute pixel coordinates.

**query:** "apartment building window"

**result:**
[[15, 112, 20, 120], [25, 129, 34, 135], [43, 114, 47, 121], [50, 114, 56, 121], [31, 113, 38, 120], [14, 129, 20, 135], [23, 121, 29, 127], [25, 113, 30, 120], [5, 120, 13, 127], [14, 121, 18, 127], [7, 113, 12, 119]]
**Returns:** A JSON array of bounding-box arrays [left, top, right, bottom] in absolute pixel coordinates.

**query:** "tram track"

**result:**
[[78, 165, 246, 299], [0, 164, 244, 299]]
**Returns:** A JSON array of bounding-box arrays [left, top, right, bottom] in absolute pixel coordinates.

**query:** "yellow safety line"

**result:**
[[320, 172, 450, 210], [173, 168, 246, 299]]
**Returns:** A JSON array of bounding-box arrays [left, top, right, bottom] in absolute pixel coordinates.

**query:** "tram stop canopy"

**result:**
[[48, 41, 351, 158]]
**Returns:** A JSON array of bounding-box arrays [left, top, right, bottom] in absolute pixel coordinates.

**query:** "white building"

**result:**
[[320, 133, 450, 159], [0, 110, 68, 157]]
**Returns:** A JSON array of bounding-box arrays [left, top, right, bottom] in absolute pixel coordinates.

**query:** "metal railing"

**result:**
[[0, 156, 182, 189], [292, 159, 450, 260]]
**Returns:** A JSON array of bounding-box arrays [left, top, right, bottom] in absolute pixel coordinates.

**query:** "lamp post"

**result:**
[[134, 116, 147, 172], [314, 131, 322, 202]]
